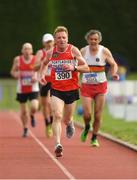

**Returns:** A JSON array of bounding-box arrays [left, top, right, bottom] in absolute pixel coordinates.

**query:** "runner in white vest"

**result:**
[[80, 29, 119, 147]]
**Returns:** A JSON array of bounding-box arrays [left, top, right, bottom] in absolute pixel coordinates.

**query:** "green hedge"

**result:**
[[0, 0, 137, 76]]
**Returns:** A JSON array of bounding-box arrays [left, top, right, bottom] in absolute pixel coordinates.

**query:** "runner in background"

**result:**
[[40, 26, 89, 157], [80, 29, 119, 147], [10, 43, 39, 137], [35, 34, 54, 137]]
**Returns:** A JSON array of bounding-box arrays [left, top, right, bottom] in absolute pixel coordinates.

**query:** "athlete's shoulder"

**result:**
[[71, 45, 81, 55], [12, 55, 20, 67], [37, 48, 43, 53], [102, 45, 111, 54], [36, 49, 44, 56], [47, 48, 54, 58], [14, 55, 21, 62], [32, 54, 36, 60], [80, 45, 88, 56], [102, 46, 113, 59], [70, 43, 82, 51]]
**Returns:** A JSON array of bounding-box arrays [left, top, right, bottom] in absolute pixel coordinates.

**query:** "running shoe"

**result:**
[[55, 144, 63, 157], [22, 128, 28, 138], [45, 124, 53, 138], [66, 121, 75, 139], [31, 116, 36, 127], [80, 128, 89, 142], [90, 139, 100, 147]]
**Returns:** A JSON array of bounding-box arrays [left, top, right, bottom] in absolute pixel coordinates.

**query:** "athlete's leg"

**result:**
[[51, 95, 64, 145], [41, 91, 53, 137], [30, 99, 39, 127], [81, 96, 93, 127], [63, 102, 76, 138], [20, 103, 29, 137], [41, 90, 53, 126], [30, 99, 39, 115], [80, 96, 93, 142], [41, 91, 51, 121], [63, 101, 76, 125], [93, 94, 105, 134], [20, 103, 29, 128], [91, 94, 105, 146]]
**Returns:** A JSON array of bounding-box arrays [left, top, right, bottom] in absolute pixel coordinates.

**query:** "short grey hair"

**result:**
[[85, 29, 102, 42]]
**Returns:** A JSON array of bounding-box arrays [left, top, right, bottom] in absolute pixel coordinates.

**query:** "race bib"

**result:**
[[55, 71, 72, 80], [21, 76, 32, 85], [84, 73, 97, 83]]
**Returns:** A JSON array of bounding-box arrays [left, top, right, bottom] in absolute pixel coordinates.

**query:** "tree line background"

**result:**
[[0, 0, 137, 76]]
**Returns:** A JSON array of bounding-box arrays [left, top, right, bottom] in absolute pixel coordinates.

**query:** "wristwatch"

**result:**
[[74, 65, 78, 71]]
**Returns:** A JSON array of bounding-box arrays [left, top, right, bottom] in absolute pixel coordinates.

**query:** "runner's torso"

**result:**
[[50, 44, 79, 91], [82, 45, 107, 84], [17, 55, 39, 93]]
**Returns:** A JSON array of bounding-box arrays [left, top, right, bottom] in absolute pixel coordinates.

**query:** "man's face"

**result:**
[[54, 31, 68, 49], [88, 33, 100, 46], [43, 40, 54, 50], [22, 44, 33, 56]]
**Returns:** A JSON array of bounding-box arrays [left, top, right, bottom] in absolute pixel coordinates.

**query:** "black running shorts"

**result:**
[[39, 82, 51, 97], [51, 89, 79, 104], [16, 92, 39, 103]]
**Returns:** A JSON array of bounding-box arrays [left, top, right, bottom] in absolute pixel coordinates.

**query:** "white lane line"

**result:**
[[29, 130, 76, 180], [10, 111, 76, 180]]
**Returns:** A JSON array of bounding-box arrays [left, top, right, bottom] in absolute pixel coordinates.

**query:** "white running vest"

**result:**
[[82, 45, 107, 84]]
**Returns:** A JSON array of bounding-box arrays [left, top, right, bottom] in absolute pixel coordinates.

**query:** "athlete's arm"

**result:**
[[10, 56, 20, 79], [73, 46, 89, 72], [104, 48, 119, 80], [63, 46, 89, 73], [39, 49, 52, 85], [80, 47, 86, 57], [34, 50, 43, 71], [42, 49, 52, 66]]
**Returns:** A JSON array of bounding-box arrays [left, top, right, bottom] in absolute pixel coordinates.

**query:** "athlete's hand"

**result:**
[[13, 72, 20, 79], [31, 72, 38, 83], [62, 64, 74, 71], [39, 76, 47, 85], [31, 76, 37, 83], [112, 74, 119, 81]]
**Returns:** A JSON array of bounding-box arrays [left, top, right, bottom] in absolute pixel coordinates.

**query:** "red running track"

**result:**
[[0, 111, 137, 180]]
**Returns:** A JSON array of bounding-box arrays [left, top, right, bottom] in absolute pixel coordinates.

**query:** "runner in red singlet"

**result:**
[[80, 29, 119, 147], [41, 26, 89, 157], [10, 43, 39, 137], [35, 34, 54, 138]]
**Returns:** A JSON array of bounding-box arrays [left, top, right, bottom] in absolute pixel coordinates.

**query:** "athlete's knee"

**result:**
[[20, 109, 28, 119], [84, 112, 91, 122], [63, 117, 72, 125], [31, 106, 37, 114], [53, 111, 62, 121], [30, 101, 39, 113]]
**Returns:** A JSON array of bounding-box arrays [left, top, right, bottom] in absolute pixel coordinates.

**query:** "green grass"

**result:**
[[127, 72, 137, 80], [75, 100, 137, 146], [101, 106, 137, 145], [0, 79, 19, 110]]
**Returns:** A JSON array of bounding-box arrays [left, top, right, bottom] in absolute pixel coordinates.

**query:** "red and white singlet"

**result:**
[[50, 44, 79, 91], [81, 45, 107, 97], [17, 55, 39, 93]]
